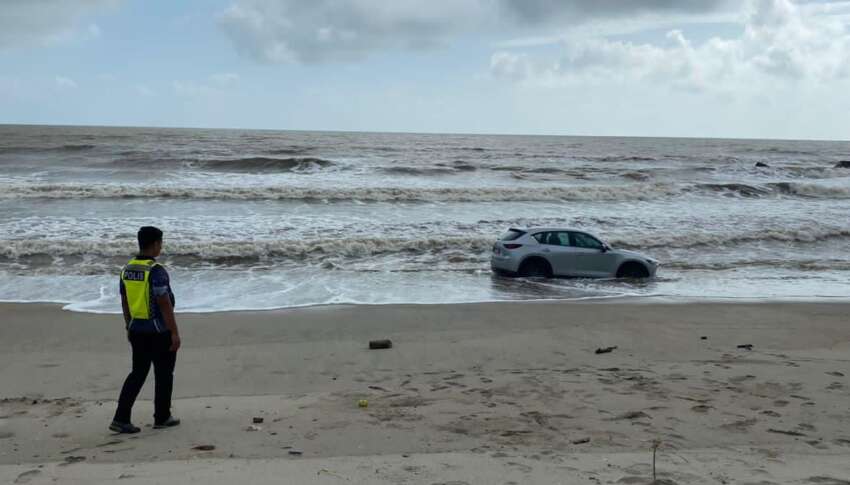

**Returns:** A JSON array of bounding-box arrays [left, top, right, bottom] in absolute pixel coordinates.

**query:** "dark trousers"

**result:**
[[114, 331, 176, 424]]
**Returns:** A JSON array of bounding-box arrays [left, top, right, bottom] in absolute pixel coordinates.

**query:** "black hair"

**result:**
[[138, 226, 163, 251]]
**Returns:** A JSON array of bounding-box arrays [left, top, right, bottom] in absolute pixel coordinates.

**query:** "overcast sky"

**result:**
[[1, 0, 849, 139]]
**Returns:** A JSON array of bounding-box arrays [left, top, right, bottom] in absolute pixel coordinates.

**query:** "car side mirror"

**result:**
[[601, 244, 611, 252]]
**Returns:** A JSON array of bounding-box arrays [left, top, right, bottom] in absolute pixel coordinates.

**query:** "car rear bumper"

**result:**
[[490, 254, 520, 274]]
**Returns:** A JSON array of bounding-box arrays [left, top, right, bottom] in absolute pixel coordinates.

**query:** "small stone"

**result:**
[[614, 411, 651, 420], [572, 438, 590, 444], [288, 450, 303, 456], [192, 445, 215, 451], [369, 339, 392, 350], [253, 417, 264, 424]]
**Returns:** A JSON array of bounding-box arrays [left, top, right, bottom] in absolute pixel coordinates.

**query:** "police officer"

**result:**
[[110, 226, 181, 434]]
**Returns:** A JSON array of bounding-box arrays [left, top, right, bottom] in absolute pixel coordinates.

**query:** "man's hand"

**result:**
[[170, 333, 181, 352], [156, 293, 181, 352]]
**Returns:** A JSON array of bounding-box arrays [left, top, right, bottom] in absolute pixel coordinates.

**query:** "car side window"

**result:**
[[570, 232, 603, 250], [556, 232, 572, 246], [538, 232, 569, 246]]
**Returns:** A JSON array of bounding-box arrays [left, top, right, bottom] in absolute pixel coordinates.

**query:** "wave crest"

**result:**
[[0, 182, 681, 202]]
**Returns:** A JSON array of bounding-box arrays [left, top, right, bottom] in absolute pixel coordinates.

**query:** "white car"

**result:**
[[491, 227, 659, 278]]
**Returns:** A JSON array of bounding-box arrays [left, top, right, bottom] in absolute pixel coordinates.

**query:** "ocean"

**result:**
[[1, 124, 848, 313]]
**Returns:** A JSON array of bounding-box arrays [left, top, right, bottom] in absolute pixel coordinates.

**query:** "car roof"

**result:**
[[522, 227, 593, 234]]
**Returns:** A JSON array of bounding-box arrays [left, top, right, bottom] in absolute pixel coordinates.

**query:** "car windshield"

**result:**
[[500, 229, 525, 241]]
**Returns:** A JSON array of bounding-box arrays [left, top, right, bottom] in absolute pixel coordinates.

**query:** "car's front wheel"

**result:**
[[518, 258, 553, 278], [616, 262, 650, 278]]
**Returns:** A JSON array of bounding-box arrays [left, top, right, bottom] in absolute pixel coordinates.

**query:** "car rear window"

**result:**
[[500, 229, 526, 241]]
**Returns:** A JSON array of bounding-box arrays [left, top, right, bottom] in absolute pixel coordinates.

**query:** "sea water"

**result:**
[[1, 125, 848, 313]]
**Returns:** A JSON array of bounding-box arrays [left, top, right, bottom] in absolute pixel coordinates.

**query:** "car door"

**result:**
[[569, 232, 619, 277], [534, 231, 580, 276]]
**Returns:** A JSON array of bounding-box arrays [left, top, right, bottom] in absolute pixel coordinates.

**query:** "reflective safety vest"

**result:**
[[121, 258, 162, 320]]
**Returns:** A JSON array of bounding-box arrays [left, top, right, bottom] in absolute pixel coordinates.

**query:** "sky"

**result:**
[[0, 0, 849, 140]]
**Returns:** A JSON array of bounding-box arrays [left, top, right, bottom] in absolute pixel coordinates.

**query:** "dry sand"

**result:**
[[1, 300, 850, 484]]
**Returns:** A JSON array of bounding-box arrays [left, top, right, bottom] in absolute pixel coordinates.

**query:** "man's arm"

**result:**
[[120, 281, 131, 330], [151, 266, 179, 351], [157, 294, 181, 352]]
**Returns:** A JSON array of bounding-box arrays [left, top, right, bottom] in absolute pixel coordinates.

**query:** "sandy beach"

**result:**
[[1, 300, 850, 484]]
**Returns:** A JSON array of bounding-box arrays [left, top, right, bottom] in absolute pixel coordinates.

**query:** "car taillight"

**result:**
[[503, 244, 523, 250]]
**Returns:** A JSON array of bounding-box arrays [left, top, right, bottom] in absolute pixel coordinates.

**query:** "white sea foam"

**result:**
[[0, 181, 684, 202], [3, 180, 847, 201]]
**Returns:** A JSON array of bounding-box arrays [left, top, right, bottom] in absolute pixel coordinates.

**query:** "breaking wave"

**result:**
[[692, 182, 850, 199], [380, 166, 458, 176], [187, 156, 336, 172], [611, 226, 850, 250], [4, 226, 850, 268], [0, 182, 683, 202], [666, 259, 850, 272], [0, 236, 494, 265], [3, 180, 848, 201]]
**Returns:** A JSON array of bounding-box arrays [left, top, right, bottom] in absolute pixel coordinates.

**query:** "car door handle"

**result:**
[[542, 248, 550, 253]]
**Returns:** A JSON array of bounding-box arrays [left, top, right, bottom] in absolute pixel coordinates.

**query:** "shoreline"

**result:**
[[4, 292, 850, 316], [2, 300, 850, 483]]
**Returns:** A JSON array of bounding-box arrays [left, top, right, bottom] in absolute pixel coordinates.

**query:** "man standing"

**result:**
[[110, 226, 181, 434]]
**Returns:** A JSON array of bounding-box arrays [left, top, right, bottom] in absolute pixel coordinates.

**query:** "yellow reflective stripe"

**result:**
[[124, 265, 152, 272]]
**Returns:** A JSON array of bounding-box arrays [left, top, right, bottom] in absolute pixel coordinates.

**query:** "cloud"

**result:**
[[210, 73, 240, 87], [491, 0, 850, 93], [88, 23, 102, 39], [0, 0, 117, 48], [55, 76, 78, 90], [218, 0, 732, 63], [173, 74, 241, 97], [135, 84, 155, 97]]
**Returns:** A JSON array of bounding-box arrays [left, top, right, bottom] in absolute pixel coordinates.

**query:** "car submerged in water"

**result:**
[[490, 227, 659, 279]]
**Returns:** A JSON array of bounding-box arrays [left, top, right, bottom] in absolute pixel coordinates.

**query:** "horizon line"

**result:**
[[1, 121, 848, 144]]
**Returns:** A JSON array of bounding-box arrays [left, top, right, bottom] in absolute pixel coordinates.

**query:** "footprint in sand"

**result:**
[[805, 476, 850, 485], [0, 431, 14, 439], [691, 405, 712, 413], [826, 382, 844, 391], [729, 375, 757, 384], [720, 418, 758, 432], [14, 470, 41, 484], [506, 462, 533, 473], [610, 411, 651, 421]]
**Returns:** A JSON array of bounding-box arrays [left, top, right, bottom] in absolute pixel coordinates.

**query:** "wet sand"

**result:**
[[1, 301, 850, 484]]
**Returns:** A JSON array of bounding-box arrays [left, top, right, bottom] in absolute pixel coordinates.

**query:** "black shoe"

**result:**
[[109, 420, 141, 434], [153, 416, 181, 429]]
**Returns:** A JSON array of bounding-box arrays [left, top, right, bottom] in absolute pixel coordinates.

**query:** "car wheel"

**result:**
[[519, 258, 552, 278], [617, 262, 650, 279]]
